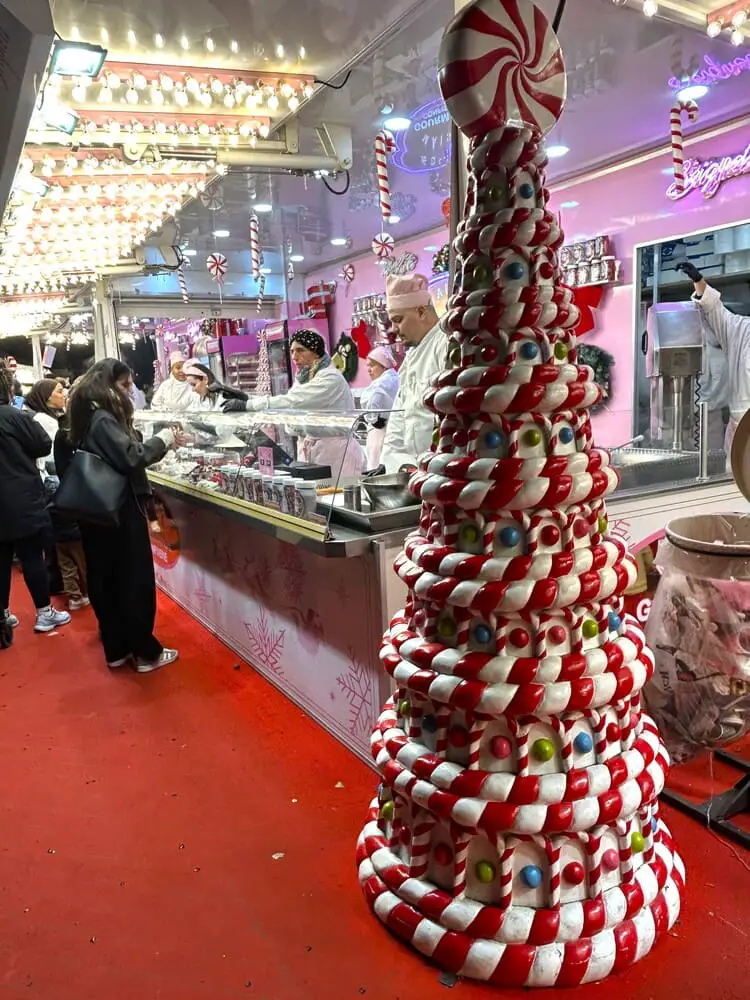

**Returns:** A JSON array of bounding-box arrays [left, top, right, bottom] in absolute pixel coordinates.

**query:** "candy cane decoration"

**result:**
[[178, 264, 189, 304], [206, 252, 227, 285], [670, 99, 699, 193], [374, 129, 396, 224], [249, 215, 260, 279], [498, 841, 515, 909], [256, 274, 266, 314]]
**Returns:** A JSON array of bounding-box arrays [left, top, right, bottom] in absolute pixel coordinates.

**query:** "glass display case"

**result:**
[[133, 408, 410, 541]]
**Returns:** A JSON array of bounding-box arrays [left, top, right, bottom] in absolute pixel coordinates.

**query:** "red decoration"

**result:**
[[441, 197, 451, 225], [572, 285, 605, 338], [350, 320, 371, 360], [305, 281, 336, 318]]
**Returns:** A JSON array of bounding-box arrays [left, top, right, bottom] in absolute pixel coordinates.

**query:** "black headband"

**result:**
[[290, 329, 325, 357]]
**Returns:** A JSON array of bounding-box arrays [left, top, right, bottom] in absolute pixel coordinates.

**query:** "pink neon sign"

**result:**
[[666, 144, 750, 201], [668, 53, 750, 90]]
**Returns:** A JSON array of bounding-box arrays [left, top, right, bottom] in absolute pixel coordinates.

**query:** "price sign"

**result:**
[[257, 446, 274, 477]]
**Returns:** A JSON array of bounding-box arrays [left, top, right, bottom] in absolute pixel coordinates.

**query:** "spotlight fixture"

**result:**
[[290, 254, 304, 262], [254, 203, 273, 213], [48, 40, 108, 78], [40, 96, 79, 135], [707, 19, 723, 38], [213, 229, 230, 238], [546, 144, 570, 158], [677, 84, 709, 102], [642, 0, 658, 17], [330, 237, 348, 246], [731, 28, 744, 44], [383, 115, 411, 131]]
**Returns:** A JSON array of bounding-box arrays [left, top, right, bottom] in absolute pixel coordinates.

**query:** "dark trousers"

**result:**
[[80, 494, 162, 663], [0, 531, 51, 611]]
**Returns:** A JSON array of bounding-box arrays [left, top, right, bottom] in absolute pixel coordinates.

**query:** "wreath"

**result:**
[[432, 243, 450, 275], [332, 333, 359, 382], [577, 343, 614, 413]]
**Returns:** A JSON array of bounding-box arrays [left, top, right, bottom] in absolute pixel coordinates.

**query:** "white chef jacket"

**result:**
[[247, 365, 365, 476], [30, 410, 59, 476], [151, 376, 195, 412], [381, 322, 447, 474], [359, 367, 400, 469]]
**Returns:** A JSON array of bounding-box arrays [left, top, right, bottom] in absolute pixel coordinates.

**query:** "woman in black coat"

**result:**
[[62, 359, 179, 673], [0, 362, 71, 635]]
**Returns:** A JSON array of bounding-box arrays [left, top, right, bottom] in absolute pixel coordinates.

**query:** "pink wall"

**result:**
[[308, 123, 750, 431]]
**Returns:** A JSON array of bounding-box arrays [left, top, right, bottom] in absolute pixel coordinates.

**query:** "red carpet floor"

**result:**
[[1, 581, 749, 1000]]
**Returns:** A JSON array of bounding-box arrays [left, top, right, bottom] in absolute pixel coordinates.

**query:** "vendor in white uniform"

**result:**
[[222, 329, 365, 476], [359, 345, 399, 469], [678, 261, 747, 459], [151, 352, 195, 412], [380, 274, 447, 474]]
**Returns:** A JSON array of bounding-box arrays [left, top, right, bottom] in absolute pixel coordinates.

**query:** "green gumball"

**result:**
[[532, 738, 555, 762], [475, 860, 496, 884]]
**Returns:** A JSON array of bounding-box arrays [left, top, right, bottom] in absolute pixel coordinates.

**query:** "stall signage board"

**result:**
[[666, 143, 750, 201], [393, 98, 451, 175], [668, 52, 750, 90], [257, 446, 274, 477]]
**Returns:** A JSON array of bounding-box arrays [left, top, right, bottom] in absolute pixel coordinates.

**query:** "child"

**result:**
[[43, 474, 89, 611]]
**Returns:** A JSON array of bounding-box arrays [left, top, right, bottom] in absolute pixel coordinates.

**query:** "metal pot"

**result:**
[[360, 472, 420, 511]]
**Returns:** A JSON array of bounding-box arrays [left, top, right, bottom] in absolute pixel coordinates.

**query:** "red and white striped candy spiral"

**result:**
[[374, 129, 396, 224], [206, 252, 227, 285], [438, 0, 567, 138], [249, 215, 260, 279], [670, 99, 698, 193], [256, 274, 266, 314], [372, 232, 394, 259], [178, 264, 189, 304]]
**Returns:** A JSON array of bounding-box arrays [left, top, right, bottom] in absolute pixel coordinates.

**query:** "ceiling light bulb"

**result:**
[[389, 215, 401, 224], [100, 28, 109, 43], [299, 46, 306, 59], [72, 84, 87, 102], [731, 27, 744, 44], [134, 73, 147, 90], [198, 123, 210, 136], [151, 88, 165, 106], [154, 33, 165, 48], [677, 83, 709, 102], [259, 124, 269, 138], [127, 29, 137, 44], [383, 115, 411, 131], [180, 35, 190, 50], [276, 44, 285, 58], [224, 92, 236, 108], [107, 73, 121, 89], [126, 87, 139, 105], [206, 37, 215, 52], [303, 84, 314, 99], [642, 0, 658, 16], [210, 77, 225, 95], [245, 91, 260, 108], [185, 76, 200, 95], [732, 10, 747, 28], [288, 95, 299, 111], [267, 94, 279, 110], [99, 85, 112, 103], [200, 91, 213, 107], [160, 74, 174, 92], [230, 40, 239, 53], [546, 143, 570, 158], [175, 89, 189, 107]]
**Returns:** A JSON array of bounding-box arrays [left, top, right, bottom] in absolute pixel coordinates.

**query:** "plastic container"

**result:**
[[643, 513, 750, 762]]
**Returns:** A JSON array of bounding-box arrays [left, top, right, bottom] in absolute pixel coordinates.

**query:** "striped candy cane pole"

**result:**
[[451, 829, 471, 897], [618, 823, 634, 884], [178, 264, 189, 304], [374, 129, 396, 224], [408, 695, 424, 741], [434, 707, 452, 756], [586, 829, 603, 899], [467, 713, 484, 769], [551, 717, 574, 772], [498, 841, 515, 909], [640, 806, 655, 864], [588, 709, 608, 760], [256, 274, 265, 314], [408, 808, 434, 878], [670, 99, 699, 193], [249, 215, 260, 278], [546, 837, 562, 908], [509, 718, 529, 776]]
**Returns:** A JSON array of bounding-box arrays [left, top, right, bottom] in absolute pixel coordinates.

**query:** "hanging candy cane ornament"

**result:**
[[372, 232, 394, 259], [374, 129, 396, 224], [287, 259, 295, 282], [438, 0, 567, 137], [256, 274, 266, 314], [249, 215, 260, 279], [178, 264, 189, 304], [207, 252, 228, 285], [670, 99, 699, 193]]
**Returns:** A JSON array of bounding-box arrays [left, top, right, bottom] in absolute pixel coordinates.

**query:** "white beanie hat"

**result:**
[[385, 273, 431, 312], [169, 350, 185, 366]]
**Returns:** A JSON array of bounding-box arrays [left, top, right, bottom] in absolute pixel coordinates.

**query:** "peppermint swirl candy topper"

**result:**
[[206, 252, 228, 284], [372, 232, 395, 259], [438, 0, 566, 138]]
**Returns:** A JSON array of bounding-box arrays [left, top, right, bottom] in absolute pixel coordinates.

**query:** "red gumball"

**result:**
[[449, 725, 469, 748], [509, 628, 530, 648], [573, 518, 589, 539], [607, 723, 620, 742], [541, 525, 561, 546], [480, 343, 500, 363], [434, 843, 453, 866], [563, 861, 585, 885], [490, 735, 512, 759], [548, 625, 566, 646]]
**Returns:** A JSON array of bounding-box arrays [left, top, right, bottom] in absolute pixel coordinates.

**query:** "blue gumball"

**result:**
[[499, 526, 520, 548], [484, 430, 504, 450], [558, 427, 574, 444], [520, 341, 539, 360], [652, 817, 658, 832], [573, 732, 594, 754], [608, 612, 622, 631], [473, 624, 493, 645], [519, 182, 535, 199], [505, 261, 525, 281], [520, 864, 543, 889]]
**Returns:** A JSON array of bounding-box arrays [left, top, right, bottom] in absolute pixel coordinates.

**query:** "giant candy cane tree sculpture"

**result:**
[[356, 0, 684, 987]]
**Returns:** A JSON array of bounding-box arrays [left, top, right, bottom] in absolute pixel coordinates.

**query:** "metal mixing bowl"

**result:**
[[361, 473, 420, 511]]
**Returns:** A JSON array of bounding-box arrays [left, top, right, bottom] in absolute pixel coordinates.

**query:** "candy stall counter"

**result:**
[[132, 407, 410, 760]]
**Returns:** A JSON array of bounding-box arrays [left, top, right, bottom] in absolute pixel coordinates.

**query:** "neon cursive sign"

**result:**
[[668, 53, 750, 90], [665, 143, 750, 200]]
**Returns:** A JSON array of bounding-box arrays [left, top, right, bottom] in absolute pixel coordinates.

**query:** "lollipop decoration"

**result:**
[[438, 0, 567, 137], [371, 232, 394, 260], [207, 252, 228, 285], [341, 263, 355, 283], [356, 0, 683, 987], [670, 98, 699, 193], [249, 215, 260, 279]]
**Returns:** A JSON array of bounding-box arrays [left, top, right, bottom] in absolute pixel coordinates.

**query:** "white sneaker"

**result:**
[[4, 610, 19, 629], [107, 655, 133, 669], [34, 607, 72, 633], [135, 648, 179, 673], [69, 597, 91, 611]]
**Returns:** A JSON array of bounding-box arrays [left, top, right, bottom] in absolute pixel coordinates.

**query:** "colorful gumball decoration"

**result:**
[[372, 232, 394, 259], [206, 252, 227, 285], [357, 0, 683, 987]]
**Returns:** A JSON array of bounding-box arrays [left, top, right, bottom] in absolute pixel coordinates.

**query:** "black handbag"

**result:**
[[54, 449, 129, 527]]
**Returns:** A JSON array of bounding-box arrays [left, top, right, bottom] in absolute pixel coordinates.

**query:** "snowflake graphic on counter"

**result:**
[[336, 651, 373, 738], [245, 608, 285, 677], [279, 545, 307, 603]]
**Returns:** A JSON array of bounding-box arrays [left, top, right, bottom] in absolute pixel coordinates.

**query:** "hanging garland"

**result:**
[[577, 343, 614, 413], [432, 243, 450, 275]]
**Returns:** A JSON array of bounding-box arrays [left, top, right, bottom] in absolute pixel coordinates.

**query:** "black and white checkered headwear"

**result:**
[[290, 329, 325, 357]]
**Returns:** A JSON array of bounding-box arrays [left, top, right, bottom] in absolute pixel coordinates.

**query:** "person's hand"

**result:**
[[676, 261, 703, 283], [222, 398, 247, 413], [170, 425, 186, 448]]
